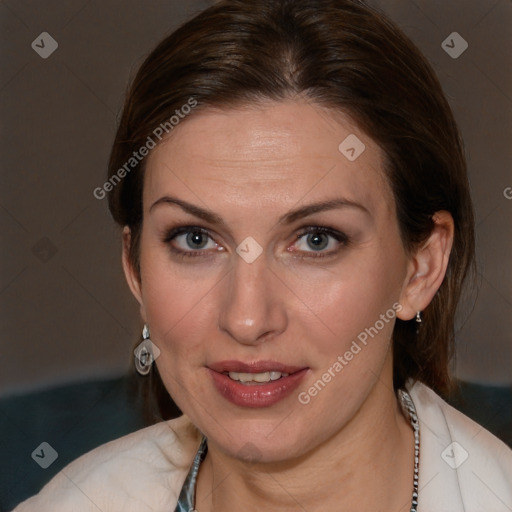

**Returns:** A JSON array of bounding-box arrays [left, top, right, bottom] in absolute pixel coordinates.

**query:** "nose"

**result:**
[[218, 253, 288, 346]]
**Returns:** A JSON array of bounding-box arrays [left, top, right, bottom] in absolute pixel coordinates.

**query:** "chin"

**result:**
[[202, 416, 309, 464]]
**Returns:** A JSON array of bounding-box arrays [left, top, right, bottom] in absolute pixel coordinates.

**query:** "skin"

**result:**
[[123, 99, 454, 511]]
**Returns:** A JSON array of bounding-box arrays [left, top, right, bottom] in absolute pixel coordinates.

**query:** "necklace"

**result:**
[[398, 389, 420, 512]]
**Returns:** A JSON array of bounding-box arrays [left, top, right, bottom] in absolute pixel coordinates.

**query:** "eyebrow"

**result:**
[[150, 196, 226, 226], [279, 198, 370, 224], [149, 195, 370, 226]]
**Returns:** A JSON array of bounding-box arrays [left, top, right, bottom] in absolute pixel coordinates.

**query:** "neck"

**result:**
[[195, 368, 414, 512]]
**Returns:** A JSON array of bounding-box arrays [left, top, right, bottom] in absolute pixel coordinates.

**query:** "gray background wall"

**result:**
[[1, 0, 511, 397]]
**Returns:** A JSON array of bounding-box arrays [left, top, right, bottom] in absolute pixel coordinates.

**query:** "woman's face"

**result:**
[[128, 100, 415, 462]]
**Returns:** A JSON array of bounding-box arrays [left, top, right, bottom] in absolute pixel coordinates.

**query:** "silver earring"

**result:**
[[134, 324, 154, 375], [415, 311, 422, 335]]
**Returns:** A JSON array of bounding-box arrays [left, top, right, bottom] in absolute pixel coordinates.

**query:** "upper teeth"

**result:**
[[228, 371, 289, 383]]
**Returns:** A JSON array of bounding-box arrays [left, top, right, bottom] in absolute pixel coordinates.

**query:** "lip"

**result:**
[[208, 360, 306, 374], [207, 360, 309, 408]]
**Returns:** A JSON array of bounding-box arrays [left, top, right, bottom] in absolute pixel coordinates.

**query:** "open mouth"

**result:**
[[208, 361, 309, 408], [223, 370, 290, 385]]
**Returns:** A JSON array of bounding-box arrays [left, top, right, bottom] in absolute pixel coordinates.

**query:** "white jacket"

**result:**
[[13, 381, 512, 511]]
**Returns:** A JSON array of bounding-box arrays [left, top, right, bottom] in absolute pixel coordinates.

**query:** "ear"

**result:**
[[122, 226, 146, 321], [396, 211, 454, 321]]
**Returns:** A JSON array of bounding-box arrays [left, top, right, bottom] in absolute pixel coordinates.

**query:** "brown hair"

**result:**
[[108, 0, 475, 423]]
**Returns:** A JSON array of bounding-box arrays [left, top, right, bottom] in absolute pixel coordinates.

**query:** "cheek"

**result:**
[[140, 256, 220, 406], [286, 252, 403, 358], [138, 241, 222, 356]]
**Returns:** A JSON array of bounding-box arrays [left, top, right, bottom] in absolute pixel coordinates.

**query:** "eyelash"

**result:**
[[163, 225, 349, 259], [163, 226, 216, 259], [294, 226, 349, 258]]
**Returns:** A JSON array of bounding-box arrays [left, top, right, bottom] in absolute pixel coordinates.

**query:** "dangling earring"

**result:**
[[415, 311, 422, 335], [134, 324, 155, 375]]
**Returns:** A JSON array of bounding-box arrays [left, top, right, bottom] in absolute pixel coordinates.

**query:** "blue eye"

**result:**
[[163, 225, 348, 260], [181, 230, 210, 249], [293, 227, 348, 255], [164, 227, 219, 255], [304, 232, 330, 251]]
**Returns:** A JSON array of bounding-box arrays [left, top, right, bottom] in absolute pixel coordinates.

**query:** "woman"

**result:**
[[14, 0, 512, 511]]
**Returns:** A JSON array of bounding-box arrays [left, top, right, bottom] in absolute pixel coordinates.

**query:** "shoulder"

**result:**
[[408, 381, 512, 512], [12, 415, 202, 512]]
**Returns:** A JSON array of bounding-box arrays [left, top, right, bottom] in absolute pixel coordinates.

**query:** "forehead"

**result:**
[[143, 100, 393, 217]]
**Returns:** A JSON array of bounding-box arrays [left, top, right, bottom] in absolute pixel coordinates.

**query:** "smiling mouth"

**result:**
[[223, 370, 290, 384], [208, 360, 309, 407]]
